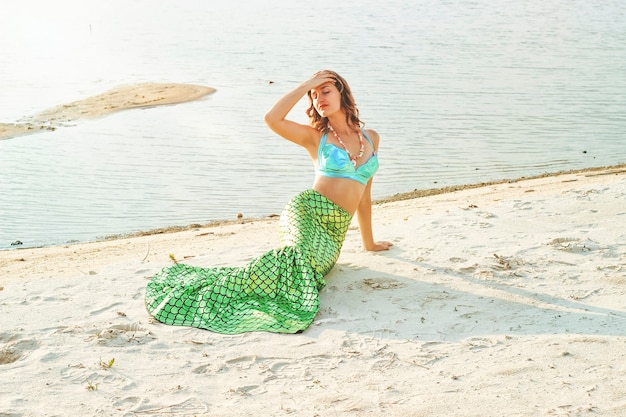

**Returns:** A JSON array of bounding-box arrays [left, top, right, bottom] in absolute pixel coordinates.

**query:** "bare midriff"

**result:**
[[312, 175, 366, 215]]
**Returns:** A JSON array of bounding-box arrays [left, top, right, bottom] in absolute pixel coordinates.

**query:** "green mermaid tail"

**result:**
[[145, 189, 352, 334]]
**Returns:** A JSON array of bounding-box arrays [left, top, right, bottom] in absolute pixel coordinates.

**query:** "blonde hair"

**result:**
[[306, 71, 362, 132]]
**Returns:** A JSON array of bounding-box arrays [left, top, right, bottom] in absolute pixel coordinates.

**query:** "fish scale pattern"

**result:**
[[145, 189, 352, 334]]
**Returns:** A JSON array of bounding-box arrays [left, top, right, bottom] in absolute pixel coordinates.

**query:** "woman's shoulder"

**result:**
[[363, 128, 380, 147]]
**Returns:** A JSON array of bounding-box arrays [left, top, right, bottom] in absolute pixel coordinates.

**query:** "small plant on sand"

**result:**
[[99, 357, 115, 369], [86, 380, 98, 391], [169, 253, 179, 264]]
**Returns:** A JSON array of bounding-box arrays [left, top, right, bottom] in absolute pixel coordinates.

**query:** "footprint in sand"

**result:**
[[0, 334, 40, 365], [361, 277, 406, 291], [474, 210, 497, 219], [548, 237, 601, 253], [85, 323, 155, 346], [567, 187, 604, 201], [512, 200, 534, 210]]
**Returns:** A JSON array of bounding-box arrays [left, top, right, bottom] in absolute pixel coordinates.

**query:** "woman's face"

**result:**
[[310, 82, 342, 118]]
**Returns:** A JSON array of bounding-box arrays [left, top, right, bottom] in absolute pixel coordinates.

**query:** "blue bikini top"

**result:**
[[316, 129, 379, 185]]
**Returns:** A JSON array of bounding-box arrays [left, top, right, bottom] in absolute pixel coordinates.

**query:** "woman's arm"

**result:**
[[356, 179, 393, 251], [356, 129, 392, 251], [264, 73, 335, 149]]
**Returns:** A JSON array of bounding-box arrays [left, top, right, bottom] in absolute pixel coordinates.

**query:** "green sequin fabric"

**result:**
[[145, 189, 352, 334]]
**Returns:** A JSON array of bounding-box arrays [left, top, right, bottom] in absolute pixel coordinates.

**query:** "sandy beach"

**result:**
[[0, 83, 216, 141], [1, 165, 625, 416]]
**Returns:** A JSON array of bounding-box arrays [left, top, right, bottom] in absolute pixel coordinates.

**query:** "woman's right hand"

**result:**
[[264, 72, 332, 148], [303, 70, 336, 91]]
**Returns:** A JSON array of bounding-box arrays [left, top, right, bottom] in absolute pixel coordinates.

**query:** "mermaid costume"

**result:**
[[145, 130, 378, 334]]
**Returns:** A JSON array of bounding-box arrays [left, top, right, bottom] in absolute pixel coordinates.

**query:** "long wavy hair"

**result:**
[[306, 71, 362, 132]]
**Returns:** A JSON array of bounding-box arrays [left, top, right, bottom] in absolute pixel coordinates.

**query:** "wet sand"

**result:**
[[0, 83, 215, 140]]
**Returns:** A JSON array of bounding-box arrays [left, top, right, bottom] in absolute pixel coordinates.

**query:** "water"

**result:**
[[1, 0, 625, 249]]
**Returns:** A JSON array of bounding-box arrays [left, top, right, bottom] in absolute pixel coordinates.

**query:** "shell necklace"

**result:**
[[328, 125, 364, 167]]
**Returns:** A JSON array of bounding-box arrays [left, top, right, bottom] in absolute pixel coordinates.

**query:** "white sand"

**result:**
[[1, 167, 625, 416]]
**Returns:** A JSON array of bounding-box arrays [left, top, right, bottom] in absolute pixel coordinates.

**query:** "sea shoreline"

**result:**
[[4, 163, 624, 252], [106, 162, 626, 239]]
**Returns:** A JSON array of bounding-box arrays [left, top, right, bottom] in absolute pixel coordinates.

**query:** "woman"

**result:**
[[145, 70, 392, 334]]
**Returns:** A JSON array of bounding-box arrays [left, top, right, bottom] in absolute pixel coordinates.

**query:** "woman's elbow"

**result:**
[[264, 107, 284, 125]]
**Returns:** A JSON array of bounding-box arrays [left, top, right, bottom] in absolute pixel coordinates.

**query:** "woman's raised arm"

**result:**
[[264, 73, 335, 148]]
